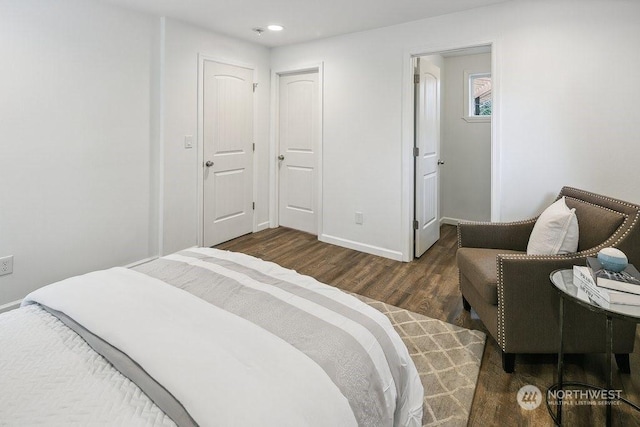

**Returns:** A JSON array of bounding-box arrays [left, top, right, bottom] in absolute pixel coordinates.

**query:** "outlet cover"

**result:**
[[0, 255, 13, 276], [184, 135, 194, 149], [355, 212, 364, 225]]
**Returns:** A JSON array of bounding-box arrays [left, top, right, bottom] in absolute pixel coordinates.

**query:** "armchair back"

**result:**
[[559, 187, 640, 261]]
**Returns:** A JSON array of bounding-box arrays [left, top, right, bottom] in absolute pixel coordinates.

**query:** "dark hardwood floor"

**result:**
[[217, 225, 640, 426]]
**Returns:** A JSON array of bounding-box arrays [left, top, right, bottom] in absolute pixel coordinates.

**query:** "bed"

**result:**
[[0, 248, 424, 426]]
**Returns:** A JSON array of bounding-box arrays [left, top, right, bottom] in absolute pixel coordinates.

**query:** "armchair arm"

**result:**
[[457, 219, 537, 251], [496, 253, 635, 354]]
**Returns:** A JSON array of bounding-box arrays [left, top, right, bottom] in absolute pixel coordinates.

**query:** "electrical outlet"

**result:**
[[355, 212, 364, 225], [0, 256, 13, 276]]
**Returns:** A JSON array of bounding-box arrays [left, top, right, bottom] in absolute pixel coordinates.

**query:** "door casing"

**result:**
[[277, 71, 320, 235], [401, 41, 498, 261], [270, 63, 324, 235], [197, 54, 258, 247], [414, 57, 441, 257]]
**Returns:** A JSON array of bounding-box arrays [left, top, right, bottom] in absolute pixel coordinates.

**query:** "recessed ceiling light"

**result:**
[[267, 24, 284, 32]]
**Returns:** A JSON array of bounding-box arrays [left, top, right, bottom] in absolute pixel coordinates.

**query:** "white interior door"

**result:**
[[203, 60, 253, 247], [414, 58, 441, 257], [278, 71, 319, 235]]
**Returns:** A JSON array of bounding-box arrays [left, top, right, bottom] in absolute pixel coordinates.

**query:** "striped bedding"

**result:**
[[5, 248, 423, 426]]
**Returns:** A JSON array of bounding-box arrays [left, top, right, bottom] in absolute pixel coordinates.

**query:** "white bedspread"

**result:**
[[23, 267, 357, 427], [0, 304, 176, 426], [15, 247, 423, 426]]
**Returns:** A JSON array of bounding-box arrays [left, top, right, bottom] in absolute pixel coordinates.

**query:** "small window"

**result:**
[[463, 71, 492, 122]]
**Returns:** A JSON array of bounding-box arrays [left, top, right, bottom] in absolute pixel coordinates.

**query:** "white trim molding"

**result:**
[[440, 217, 462, 226], [124, 256, 159, 268], [401, 39, 500, 261], [462, 70, 492, 123], [0, 300, 21, 314], [256, 221, 270, 232], [269, 62, 324, 237], [319, 234, 404, 261], [196, 55, 258, 247]]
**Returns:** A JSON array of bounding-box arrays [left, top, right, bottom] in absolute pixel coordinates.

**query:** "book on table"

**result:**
[[586, 257, 640, 295], [573, 265, 640, 307]]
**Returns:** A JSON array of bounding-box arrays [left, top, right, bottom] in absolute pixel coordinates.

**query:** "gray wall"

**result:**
[[0, 0, 158, 305], [441, 53, 492, 223]]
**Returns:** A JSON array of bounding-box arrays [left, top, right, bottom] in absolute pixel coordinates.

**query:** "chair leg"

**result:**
[[462, 296, 471, 311], [615, 353, 631, 374], [502, 352, 516, 373]]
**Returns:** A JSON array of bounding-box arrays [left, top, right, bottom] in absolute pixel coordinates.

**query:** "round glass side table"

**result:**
[[549, 269, 640, 426]]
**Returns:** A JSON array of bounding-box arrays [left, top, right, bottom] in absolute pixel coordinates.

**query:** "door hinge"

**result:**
[[252, 202, 255, 210], [253, 83, 258, 92], [414, 74, 420, 84], [413, 220, 419, 230], [413, 147, 419, 157], [253, 143, 255, 152]]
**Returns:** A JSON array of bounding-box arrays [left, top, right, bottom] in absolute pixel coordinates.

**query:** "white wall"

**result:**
[[161, 18, 271, 255], [497, 0, 640, 218], [441, 53, 492, 223], [3, 0, 639, 305], [271, 34, 408, 260], [0, 0, 158, 305], [271, 0, 640, 260], [0, 3, 271, 305]]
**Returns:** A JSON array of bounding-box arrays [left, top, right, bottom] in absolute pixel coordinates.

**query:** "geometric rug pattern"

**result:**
[[354, 295, 486, 426]]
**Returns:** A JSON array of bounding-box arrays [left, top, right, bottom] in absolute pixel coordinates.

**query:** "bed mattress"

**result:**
[[1, 248, 424, 426], [0, 304, 176, 426]]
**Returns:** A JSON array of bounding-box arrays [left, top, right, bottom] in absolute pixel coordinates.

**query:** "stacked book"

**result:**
[[573, 257, 640, 307]]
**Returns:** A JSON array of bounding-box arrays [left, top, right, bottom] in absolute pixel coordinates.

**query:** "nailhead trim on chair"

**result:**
[[565, 187, 640, 210], [497, 255, 506, 350], [564, 195, 630, 216], [496, 196, 640, 352], [460, 187, 640, 353], [457, 218, 538, 227], [457, 226, 463, 299]]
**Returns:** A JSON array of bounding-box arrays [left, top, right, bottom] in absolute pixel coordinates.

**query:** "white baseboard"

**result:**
[[0, 299, 21, 314], [256, 221, 270, 232], [0, 256, 160, 315], [440, 217, 462, 226], [124, 255, 159, 268], [319, 234, 404, 261]]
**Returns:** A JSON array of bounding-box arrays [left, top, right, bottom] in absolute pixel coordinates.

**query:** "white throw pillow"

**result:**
[[527, 197, 579, 255]]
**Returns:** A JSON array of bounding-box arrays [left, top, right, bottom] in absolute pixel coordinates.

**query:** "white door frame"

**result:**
[[269, 62, 324, 235], [196, 54, 258, 247], [401, 40, 500, 261]]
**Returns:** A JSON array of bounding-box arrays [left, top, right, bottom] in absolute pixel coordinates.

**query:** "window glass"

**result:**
[[470, 74, 492, 116]]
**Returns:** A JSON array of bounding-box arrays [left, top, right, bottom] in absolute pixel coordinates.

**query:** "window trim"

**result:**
[[463, 70, 491, 123]]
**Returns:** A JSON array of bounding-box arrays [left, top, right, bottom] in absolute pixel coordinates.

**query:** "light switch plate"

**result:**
[[184, 135, 193, 149]]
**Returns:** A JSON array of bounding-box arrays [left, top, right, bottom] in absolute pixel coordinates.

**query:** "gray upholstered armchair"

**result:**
[[457, 187, 640, 372]]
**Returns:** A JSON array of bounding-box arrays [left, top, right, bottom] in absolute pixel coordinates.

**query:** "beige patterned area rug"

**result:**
[[354, 294, 486, 427]]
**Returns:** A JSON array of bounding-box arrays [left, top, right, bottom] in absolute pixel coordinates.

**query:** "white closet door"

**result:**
[[203, 60, 254, 246], [278, 71, 319, 235], [415, 60, 441, 257]]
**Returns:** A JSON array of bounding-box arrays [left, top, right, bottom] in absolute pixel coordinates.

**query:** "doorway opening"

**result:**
[[412, 45, 493, 258]]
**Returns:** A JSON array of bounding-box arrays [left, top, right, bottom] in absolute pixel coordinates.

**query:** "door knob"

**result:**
[[437, 160, 445, 165], [278, 155, 285, 161], [205, 160, 214, 167]]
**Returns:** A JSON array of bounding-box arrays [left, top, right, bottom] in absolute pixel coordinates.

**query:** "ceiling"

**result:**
[[100, 0, 509, 47]]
